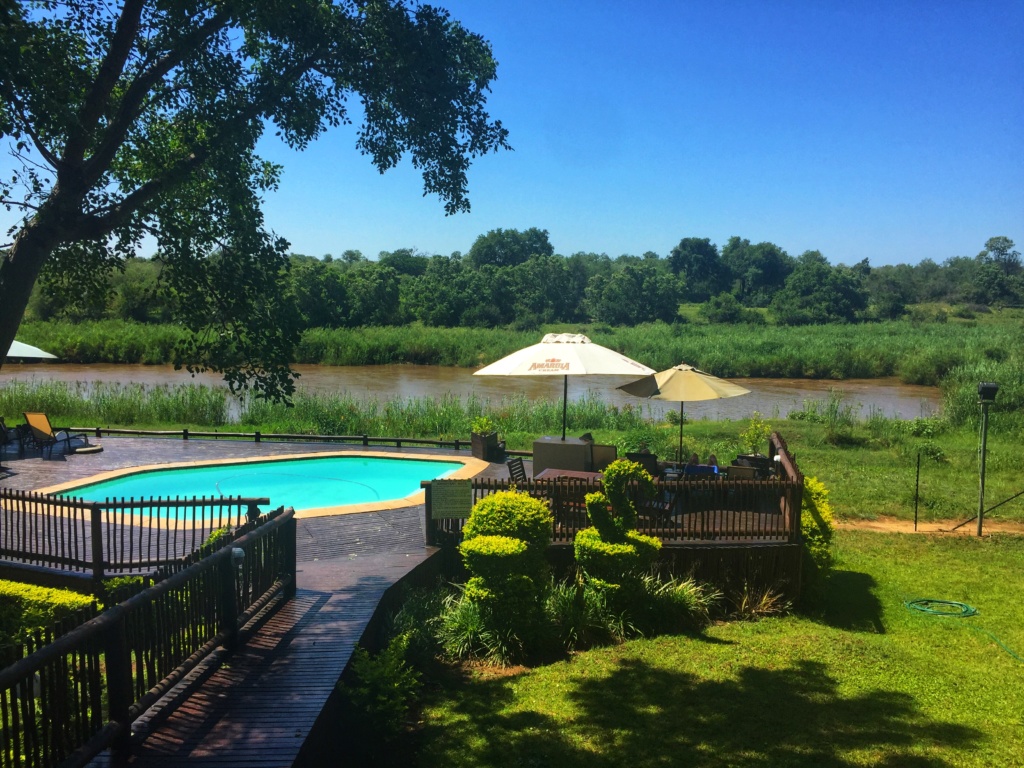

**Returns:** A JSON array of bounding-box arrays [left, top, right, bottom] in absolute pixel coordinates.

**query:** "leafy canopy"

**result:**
[[0, 0, 509, 399]]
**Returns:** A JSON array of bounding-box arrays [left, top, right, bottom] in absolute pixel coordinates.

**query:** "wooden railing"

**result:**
[[0, 506, 296, 768], [428, 475, 802, 545], [61, 426, 535, 456], [0, 490, 269, 584], [427, 432, 804, 546]]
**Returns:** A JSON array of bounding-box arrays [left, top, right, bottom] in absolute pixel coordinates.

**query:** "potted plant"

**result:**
[[470, 416, 504, 461], [736, 412, 773, 475]]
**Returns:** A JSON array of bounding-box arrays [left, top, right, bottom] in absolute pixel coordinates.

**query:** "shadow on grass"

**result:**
[[819, 569, 886, 634], [414, 657, 981, 768]]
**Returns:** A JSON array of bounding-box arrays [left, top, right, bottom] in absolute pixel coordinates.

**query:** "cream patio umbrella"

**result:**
[[618, 363, 750, 462], [474, 333, 654, 440], [5, 340, 58, 361]]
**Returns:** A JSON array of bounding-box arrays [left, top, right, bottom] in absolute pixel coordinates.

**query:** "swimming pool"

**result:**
[[53, 454, 467, 517]]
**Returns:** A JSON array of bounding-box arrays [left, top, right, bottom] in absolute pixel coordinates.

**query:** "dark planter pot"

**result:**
[[471, 432, 504, 462]]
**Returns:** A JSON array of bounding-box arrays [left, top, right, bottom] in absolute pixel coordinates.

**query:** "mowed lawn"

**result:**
[[415, 531, 1024, 767]]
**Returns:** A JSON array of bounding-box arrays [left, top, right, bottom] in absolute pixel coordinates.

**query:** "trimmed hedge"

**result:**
[[0, 581, 95, 643]]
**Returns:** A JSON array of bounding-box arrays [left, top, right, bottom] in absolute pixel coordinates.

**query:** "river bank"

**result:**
[[0, 363, 942, 421]]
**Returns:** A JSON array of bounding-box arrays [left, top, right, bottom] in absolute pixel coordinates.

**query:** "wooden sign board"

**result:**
[[431, 479, 473, 519]]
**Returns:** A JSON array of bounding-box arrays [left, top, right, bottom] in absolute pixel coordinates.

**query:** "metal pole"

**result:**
[[678, 402, 684, 463], [914, 451, 920, 532], [977, 401, 990, 537], [561, 375, 568, 441]]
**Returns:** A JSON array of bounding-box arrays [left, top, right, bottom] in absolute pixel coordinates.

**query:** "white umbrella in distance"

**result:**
[[618, 363, 750, 461], [5, 340, 58, 361], [474, 333, 654, 440]]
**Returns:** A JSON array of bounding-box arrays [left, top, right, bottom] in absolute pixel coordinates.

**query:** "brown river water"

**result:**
[[0, 363, 942, 422]]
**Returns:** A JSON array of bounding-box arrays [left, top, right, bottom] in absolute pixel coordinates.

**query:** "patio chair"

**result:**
[[625, 452, 661, 479], [0, 417, 19, 453], [507, 456, 528, 485], [591, 443, 617, 471], [22, 412, 84, 458]]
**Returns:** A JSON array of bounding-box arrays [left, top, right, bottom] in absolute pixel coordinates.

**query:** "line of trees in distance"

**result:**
[[25, 230, 1021, 331]]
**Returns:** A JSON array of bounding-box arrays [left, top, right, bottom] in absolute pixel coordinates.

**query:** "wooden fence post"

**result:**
[[423, 482, 434, 546], [284, 514, 297, 599], [104, 611, 133, 766], [89, 503, 105, 583], [218, 555, 240, 652]]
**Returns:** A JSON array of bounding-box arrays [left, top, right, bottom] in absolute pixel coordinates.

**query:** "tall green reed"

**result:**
[[0, 381, 228, 425]]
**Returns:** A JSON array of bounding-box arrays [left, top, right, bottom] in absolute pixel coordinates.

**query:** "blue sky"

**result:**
[[3, 2, 1019, 268], [257, 0, 1022, 267]]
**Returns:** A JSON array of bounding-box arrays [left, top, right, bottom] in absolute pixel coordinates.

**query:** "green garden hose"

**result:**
[[904, 598, 1023, 662]]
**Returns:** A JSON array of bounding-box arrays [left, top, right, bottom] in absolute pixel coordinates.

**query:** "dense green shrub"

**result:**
[[800, 476, 836, 604], [574, 460, 662, 615], [454, 490, 553, 663], [573, 527, 660, 585], [0, 581, 95, 644], [461, 490, 552, 558], [459, 535, 529, 583], [584, 459, 655, 540], [338, 633, 421, 743]]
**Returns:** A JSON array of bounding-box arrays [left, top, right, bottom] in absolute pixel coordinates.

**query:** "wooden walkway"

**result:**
[[1, 436, 508, 767]]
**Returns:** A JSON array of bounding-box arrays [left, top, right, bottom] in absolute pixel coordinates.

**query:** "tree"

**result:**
[[977, 236, 1021, 275], [770, 251, 867, 325], [466, 227, 553, 269], [586, 262, 681, 325], [668, 237, 728, 302], [0, 0, 509, 398], [378, 248, 429, 277], [720, 237, 794, 307]]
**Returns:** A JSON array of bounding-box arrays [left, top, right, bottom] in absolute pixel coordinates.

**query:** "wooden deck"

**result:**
[[1, 436, 509, 767]]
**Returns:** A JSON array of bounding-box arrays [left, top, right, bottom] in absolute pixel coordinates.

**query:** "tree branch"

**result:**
[[63, 0, 147, 169], [80, 7, 232, 189], [8, 94, 62, 170]]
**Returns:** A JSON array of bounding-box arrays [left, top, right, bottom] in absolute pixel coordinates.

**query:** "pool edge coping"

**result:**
[[36, 450, 490, 520]]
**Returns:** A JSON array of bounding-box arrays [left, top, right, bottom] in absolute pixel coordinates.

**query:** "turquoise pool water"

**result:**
[[57, 455, 463, 514]]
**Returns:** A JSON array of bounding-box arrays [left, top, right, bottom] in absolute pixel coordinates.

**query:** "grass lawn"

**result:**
[[413, 530, 1024, 767]]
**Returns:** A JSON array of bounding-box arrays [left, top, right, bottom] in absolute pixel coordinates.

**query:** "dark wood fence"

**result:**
[[0, 506, 296, 768], [0, 489, 269, 585], [427, 432, 804, 547], [63, 425, 535, 456]]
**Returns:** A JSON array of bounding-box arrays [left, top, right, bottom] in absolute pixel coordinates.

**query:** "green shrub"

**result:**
[[458, 535, 529, 583], [0, 581, 95, 644], [573, 527, 661, 585], [456, 491, 553, 663], [800, 476, 836, 605], [339, 634, 421, 741], [470, 415, 497, 434], [574, 459, 663, 617], [585, 459, 655, 540], [740, 412, 772, 454], [462, 490, 552, 558]]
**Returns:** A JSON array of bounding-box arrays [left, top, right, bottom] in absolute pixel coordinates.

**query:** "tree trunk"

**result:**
[[0, 210, 70, 369]]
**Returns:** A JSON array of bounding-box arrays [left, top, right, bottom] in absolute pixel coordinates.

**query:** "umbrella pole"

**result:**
[[678, 402, 684, 463], [561, 375, 568, 440]]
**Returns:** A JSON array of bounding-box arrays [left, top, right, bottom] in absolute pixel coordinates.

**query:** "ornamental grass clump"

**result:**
[[573, 459, 662, 613], [453, 490, 553, 664]]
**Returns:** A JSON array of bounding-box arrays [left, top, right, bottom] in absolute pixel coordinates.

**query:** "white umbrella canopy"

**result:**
[[618, 363, 750, 461], [474, 333, 654, 439], [5, 340, 58, 361]]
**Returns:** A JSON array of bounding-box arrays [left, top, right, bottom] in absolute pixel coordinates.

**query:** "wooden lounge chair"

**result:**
[[22, 412, 83, 458]]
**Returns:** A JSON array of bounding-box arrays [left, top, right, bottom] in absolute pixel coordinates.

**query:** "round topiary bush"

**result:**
[[462, 489, 553, 557]]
